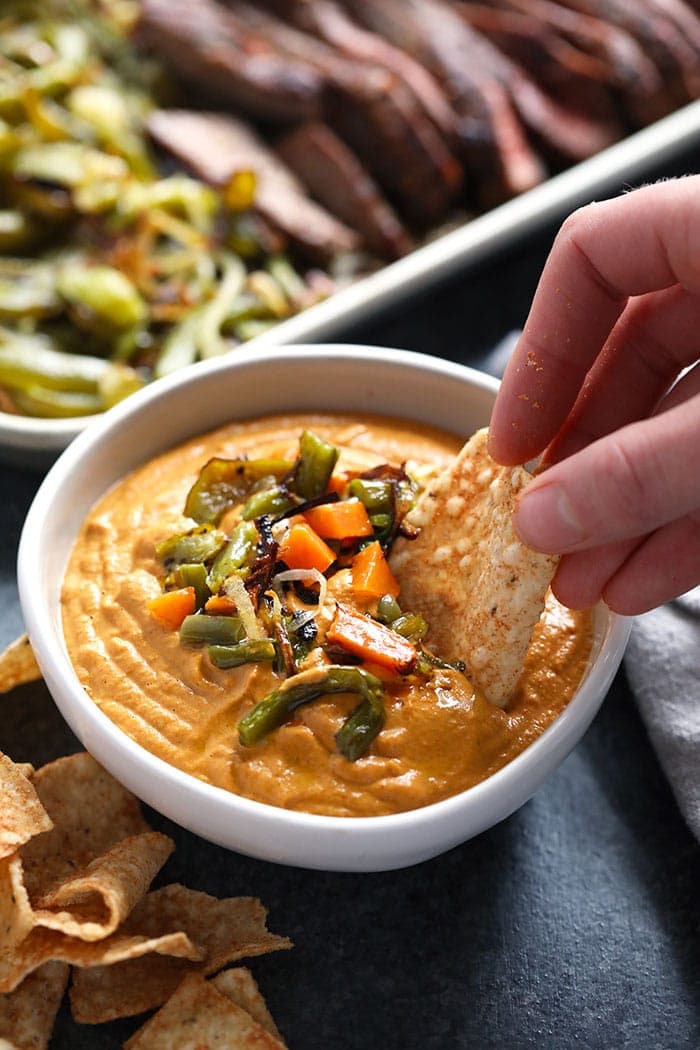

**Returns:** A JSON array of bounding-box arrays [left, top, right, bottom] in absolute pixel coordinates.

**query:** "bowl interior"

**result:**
[[18, 345, 630, 870]]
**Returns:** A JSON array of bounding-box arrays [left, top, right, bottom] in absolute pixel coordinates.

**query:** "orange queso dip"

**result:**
[[62, 413, 592, 818]]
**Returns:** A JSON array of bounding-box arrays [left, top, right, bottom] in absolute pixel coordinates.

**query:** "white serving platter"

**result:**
[[2, 99, 700, 469]]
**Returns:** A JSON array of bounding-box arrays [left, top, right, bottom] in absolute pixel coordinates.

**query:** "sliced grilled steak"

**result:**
[[496, 0, 671, 125], [555, 0, 700, 103], [269, 0, 459, 143], [344, 0, 545, 201], [457, 2, 610, 84], [276, 122, 414, 259], [644, 0, 700, 58], [228, 1, 464, 225], [452, 5, 621, 160], [147, 109, 360, 263], [137, 0, 323, 122]]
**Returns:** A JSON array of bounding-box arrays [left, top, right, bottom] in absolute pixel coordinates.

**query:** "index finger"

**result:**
[[489, 177, 700, 465]]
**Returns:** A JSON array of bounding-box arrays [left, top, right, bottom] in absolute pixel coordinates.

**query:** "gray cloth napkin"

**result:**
[[625, 592, 700, 840], [476, 333, 700, 840]]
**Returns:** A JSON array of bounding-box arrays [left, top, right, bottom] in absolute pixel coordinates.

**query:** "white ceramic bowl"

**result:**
[[18, 345, 631, 871]]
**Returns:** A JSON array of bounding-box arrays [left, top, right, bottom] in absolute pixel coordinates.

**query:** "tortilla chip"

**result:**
[[70, 885, 292, 1023], [391, 428, 558, 706], [0, 961, 68, 1050], [212, 968, 285, 1045], [33, 831, 174, 941], [0, 636, 41, 694], [1, 851, 200, 995], [0, 753, 52, 860], [0, 855, 34, 967], [124, 973, 284, 1050], [0, 925, 201, 997], [20, 752, 149, 902]]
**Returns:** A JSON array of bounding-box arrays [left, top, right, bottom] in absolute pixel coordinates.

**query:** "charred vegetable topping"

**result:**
[[150, 428, 464, 761], [208, 639, 277, 669], [206, 521, 259, 591], [184, 458, 291, 525], [292, 430, 339, 500], [238, 666, 385, 761], [179, 614, 245, 648], [167, 563, 210, 611], [156, 524, 227, 569]]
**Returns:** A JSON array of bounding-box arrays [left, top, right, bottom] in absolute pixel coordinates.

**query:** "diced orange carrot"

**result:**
[[327, 472, 348, 496], [278, 522, 336, 573], [303, 498, 373, 540], [147, 587, 196, 630], [351, 541, 400, 599], [327, 602, 416, 674], [204, 594, 238, 615]]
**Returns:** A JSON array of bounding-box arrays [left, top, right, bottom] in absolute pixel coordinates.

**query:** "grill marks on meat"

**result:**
[[326, 71, 464, 226], [276, 123, 413, 259], [454, 4, 621, 118], [228, 1, 463, 225], [453, 3, 621, 160], [147, 109, 360, 263], [556, 0, 700, 104], [138, 0, 323, 122], [344, 0, 545, 202], [495, 0, 672, 125], [275, 0, 460, 144]]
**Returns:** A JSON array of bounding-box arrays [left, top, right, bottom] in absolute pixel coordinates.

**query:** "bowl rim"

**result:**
[[18, 343, 632, 843]]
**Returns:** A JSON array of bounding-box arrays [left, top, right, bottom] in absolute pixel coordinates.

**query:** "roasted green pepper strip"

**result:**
[[375, 595, 402, 624], [156, 524, 227, 569], [11, 385, 103, 418], [98, 363, 144, 409], [208, 639, 276, 669], [233, 318, 280, 342], [241, 484, 296, 521], [197, 254, 246, 359], [57, 262, 147, 331], [266, 255, 306, 305], [0, 333, 108, 393], [152, 308, 202, 380], [335, 696, 386, 762], [292, 431, 339, 500], [392, 613, 429, 644], [207, 520, 258, 591], [348, 478, 396, 546], [12, 141, 128, 187], [238, 665, 385, 760], [184, 457, 292, 525], [348, 478, 393, 514], [168, 563, 210, 610], [179, 614, 245, 647]]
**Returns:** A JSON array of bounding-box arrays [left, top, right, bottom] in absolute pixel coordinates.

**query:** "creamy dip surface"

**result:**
[[62, 413, 593, 818]]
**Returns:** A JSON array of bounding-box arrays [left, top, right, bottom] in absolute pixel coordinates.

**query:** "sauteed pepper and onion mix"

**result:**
[[149, 429, 466, 761], [0, 0, 330, 418]]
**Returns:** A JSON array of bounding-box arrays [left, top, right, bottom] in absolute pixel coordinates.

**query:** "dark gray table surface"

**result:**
[[2, 151, 699, 1050]]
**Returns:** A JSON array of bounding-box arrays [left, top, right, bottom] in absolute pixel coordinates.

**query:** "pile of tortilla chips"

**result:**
[[0, 750, 292, 1049]]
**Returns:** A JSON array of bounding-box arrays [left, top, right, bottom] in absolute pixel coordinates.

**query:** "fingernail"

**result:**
[[514, 484, 588, 552]]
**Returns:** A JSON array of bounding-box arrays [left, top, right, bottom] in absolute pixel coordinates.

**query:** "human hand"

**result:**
[[488, 178, 700, 615]]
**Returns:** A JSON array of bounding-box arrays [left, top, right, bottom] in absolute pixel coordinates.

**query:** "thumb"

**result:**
[[513, 394, 700, 553]]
